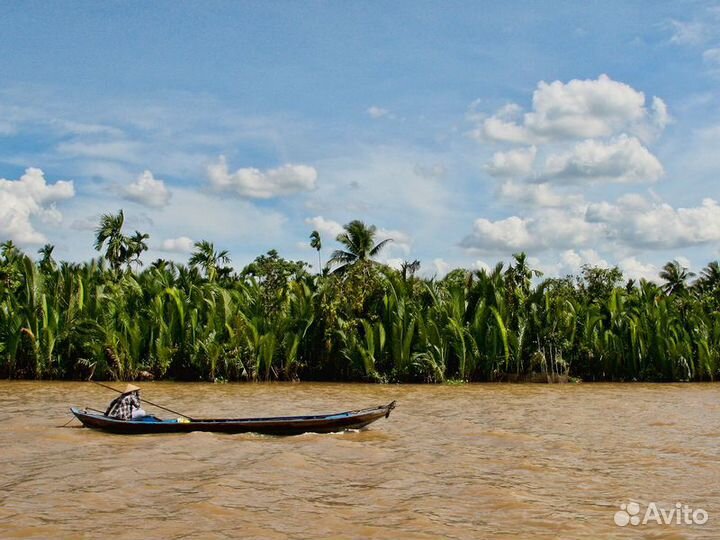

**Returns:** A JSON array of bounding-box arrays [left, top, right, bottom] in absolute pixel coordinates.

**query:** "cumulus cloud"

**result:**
[[560, 249, 609, 273], [208, 156, 317, 199], [460, 208, 598, 253], [377, 227, 412, 255], [304, 216, 344, 239], [474, 75, 668, 143], [383, 257, 405, 271], [675, 255, 693, 271], [472, 259, 491, 273], [161, 236, 194, 253], [538, 136, 664, 184], [0, 167, 75, 244], [485, 146, 537, 178], [586, 196, 720, 249], [432, 258, 451, 278], [121, 170, 171, 208], [464, 192, 720, 255], [497, 181, 583, 208], [619, 257, 660, 283], [650, 96, 671, 132]]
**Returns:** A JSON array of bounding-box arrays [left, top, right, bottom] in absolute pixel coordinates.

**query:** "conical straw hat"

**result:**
[[123, 383, 140, 394]]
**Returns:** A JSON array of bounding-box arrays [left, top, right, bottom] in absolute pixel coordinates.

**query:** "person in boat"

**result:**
[[104, 383, 147, 420]]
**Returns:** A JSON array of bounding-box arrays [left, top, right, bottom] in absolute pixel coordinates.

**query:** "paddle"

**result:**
[[91, 380, 197, 421]]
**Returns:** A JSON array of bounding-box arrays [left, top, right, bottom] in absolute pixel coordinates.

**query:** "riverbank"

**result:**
[[2, 238, 719, 383]]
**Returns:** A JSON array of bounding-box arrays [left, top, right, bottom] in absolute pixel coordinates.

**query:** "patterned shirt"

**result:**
[[105, 392, 141, 420]]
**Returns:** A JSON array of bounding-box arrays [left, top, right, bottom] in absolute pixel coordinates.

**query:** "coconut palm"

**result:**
[[696, 261, 720, 293], [189, 240, 231, 282], [401, 259, 421, 281], [327, 220, 392, 273], [660, 260, 695, 296], [94, 210, 127, 271], [38, 244, 56, 273]]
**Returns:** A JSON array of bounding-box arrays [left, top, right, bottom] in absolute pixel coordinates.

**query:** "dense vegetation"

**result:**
[[2, 210, 720, 383]]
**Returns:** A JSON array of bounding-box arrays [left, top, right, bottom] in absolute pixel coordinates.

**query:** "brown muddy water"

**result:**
[[1, 382, 719, 539]]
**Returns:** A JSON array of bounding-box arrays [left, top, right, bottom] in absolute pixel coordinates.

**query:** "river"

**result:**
[[1, 381, 719, 539]]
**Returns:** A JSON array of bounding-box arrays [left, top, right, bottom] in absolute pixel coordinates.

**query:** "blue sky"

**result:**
[[1, 1, 720, 280]]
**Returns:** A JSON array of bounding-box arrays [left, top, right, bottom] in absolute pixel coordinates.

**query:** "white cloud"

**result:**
[[0, 168, 75, 244], [675, 255, 692, 271], [539, 136, 664, 184], [497, 181, 583, 208], [474, 75, 667, 143], [461, 216, 534, 251], [367, 106, 392, 119], [650, 97, 671, 132], [467, 193, 720, 256], [383, 257, 404, 270], [472, 259, 491, 273], [619, 257, 659, 283], [377, 227, 412, 255], [208, 156, 317, 199], [479, 116, 530, 144], [586, 196, 720, 249], [669, 19, 710, 46], [304, 216, 344, 239], [485, 146, 537, 178], [161, 236, 194, 253], [432, 258, 451, 278], [461, 208, 599, 253], [560, 249, 609, 273], [122, 170, 171, 208]]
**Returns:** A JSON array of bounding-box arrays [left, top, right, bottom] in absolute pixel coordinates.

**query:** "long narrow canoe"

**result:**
[[70, 401, 396, 435]]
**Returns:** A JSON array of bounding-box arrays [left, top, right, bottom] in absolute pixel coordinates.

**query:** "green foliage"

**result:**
[[327, 220, 392, 273], [2, 215, 720, 382]]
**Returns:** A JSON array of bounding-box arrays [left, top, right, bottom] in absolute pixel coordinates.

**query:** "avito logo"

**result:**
[[614, 501, 709, 527]]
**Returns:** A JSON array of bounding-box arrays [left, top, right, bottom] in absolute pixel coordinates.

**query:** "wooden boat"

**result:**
[[70, 401, 396, 435]]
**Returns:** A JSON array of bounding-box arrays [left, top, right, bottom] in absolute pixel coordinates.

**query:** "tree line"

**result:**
[[1, 209, 719, 382]]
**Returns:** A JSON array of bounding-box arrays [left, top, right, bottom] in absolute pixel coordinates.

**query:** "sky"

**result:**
[[1, 1, 720, 280]]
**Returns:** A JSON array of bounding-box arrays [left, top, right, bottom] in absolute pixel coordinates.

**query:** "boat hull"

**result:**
[[70, 402, 395, 435]]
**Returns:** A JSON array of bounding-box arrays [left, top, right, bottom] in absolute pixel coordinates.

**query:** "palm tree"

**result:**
[[659, 260, 695, 295], [309, 230, 322, 272], [126, 231, 150, 269], [1, 240, 20, 262], [696, 261, 720, 293], [327, 220, 392, 273], [37, 244, 56, 273], [506, 252, 543, 297], [189, 240, 231, 281], [151, 258, 170, 271], [94, 210, 127, 271], [401, 259, 421, 281]]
